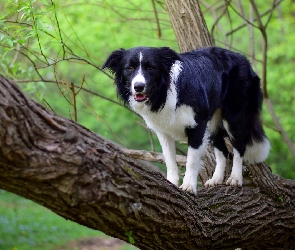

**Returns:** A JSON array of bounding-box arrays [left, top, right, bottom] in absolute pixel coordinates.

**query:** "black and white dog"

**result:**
[[103, 46, 270, 194]]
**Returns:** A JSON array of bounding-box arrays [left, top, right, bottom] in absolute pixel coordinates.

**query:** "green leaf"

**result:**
[[0, 14, 8, 20], [125, 230, 135, 245], [39, 0, 50, 6]]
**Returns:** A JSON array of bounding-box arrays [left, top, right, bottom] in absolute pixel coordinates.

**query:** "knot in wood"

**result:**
[[63, 129, 79, 143]]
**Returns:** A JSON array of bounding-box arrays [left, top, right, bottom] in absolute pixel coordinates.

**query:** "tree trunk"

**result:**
[[0, 75, 295, 249], [164, 0, 213, 52]]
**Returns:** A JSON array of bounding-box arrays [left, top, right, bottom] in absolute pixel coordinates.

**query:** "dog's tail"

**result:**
[[244, 114, 270, 164], [244, 136, 270, 164]]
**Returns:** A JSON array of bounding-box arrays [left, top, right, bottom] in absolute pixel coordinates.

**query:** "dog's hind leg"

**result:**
[[226, 148, 244, 186], [205, 109, 229, 187], [205, 147, 227, 187], [222, 119, 246, 186]]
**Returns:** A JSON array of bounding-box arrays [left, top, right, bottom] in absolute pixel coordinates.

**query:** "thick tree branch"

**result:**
[[0, 75, 295, 249]]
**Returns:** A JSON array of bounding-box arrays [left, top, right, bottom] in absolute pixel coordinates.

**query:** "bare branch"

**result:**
[[50, 0, 66, 59], [226, 0, 259, 29], [225, 0, 283, 36], [209, 2, 230, 47], [121, 148, 187, 167], [249, 0, 268, 97], [248, 3, 256, 67], [264, 98, 295, 161], [151, 0, 162, 37], [70, 82, 78, 122]]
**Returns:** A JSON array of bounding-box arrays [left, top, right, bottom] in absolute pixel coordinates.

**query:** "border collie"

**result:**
[[102, 46, 270, 194]]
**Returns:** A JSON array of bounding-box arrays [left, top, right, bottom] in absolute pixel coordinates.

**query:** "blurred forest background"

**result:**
[[0, 0, 294, 249]]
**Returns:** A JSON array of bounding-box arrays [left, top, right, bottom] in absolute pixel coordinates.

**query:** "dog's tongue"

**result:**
[[135, 94, 146, 102]]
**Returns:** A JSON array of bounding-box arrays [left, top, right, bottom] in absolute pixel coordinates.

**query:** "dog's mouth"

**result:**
[[134, 93, 148, 102]]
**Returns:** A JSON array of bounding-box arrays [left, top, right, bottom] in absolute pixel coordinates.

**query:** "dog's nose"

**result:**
[[134, 82, 145, 92]]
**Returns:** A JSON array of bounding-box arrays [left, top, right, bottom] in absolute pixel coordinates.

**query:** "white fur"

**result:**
[[222, 120, 234, 140], [131, 52, 146, 95], [180, 145, 206, 193], [209, 108, 222, 133], [244, 138, 270, 163], [226, 148, 243, 186], [130, 75, 196, 141], [156, 133, 179, 185], [205, 148, 226, 187], [170, 60, 183, 83]]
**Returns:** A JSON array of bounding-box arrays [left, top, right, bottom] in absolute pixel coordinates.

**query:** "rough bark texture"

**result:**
[[164, 0, 213, 52], [1, 75, 295, 249]]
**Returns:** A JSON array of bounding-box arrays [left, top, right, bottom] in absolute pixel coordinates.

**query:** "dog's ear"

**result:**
[[102, 49, 126, 74], [158, 47, 182, 66]]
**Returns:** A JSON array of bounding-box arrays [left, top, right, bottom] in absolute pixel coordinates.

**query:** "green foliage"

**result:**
[[0, 190, 101, 250], [125, 230, 135, 245], [0, 190, 138, 249], [264, 7, 295, 178]]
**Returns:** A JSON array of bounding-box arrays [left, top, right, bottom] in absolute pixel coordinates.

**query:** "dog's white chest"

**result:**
[[130, 82, 197, 141], [144, 105, 197, 140]]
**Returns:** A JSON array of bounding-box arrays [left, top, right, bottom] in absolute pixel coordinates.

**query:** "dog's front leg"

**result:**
[[180, 123, 207, 194], [156, 132, 179, 186]]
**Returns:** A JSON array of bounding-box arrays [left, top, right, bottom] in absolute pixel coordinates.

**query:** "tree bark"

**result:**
[[164, 0, 213, 52], [0, 75, 295, 249]]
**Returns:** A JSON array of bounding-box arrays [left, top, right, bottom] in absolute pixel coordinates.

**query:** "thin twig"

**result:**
[[225, 0, 283, 36], [50, 0, 66, 59], [265, 0, 281, 28], [70, 82, 78, 122], [248, 3, 256, 67], [151, 0, 162, 38], [210, 2, 229, 46], [10, 43, 20, 66], [249, 0, 268, 98], [264, 98, 295, 159], [226, 0, 259, 29], [15, 78, 125, 108], [30, 1, 49, 65]]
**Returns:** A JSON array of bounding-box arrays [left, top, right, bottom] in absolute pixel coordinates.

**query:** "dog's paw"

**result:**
[[179, 183, 197, 194], [226, 175, 242, 186], [167, 174, 179, 187], [180, 173, 197, 194], [204, 176, 223, 187]]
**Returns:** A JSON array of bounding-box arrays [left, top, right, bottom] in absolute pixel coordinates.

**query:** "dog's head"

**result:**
[[102, 46, 181, 111]]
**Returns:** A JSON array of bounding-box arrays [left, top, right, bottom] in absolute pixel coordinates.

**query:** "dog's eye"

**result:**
[[147, 66, 154, 71], [127, 67, 134, 71]]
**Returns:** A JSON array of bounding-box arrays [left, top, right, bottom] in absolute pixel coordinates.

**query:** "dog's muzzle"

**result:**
[[134, 82, 148, 102]]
